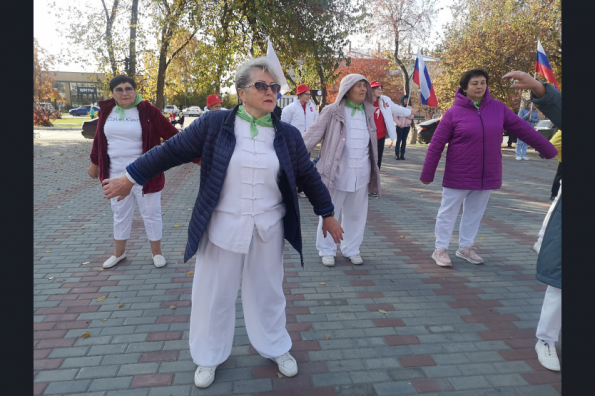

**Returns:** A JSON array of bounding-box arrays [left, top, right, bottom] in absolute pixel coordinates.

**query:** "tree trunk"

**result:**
[[101, 0, 120, 76], [155, 25, 170, 111], [393, 38, 417, 144], [128, 0, 139, 79]]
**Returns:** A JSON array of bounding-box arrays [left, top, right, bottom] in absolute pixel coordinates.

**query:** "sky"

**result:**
[[34, 0, 454, 73]]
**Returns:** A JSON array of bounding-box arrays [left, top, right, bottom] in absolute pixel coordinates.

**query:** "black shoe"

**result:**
[[395, 156, 401, 160], [369, 192, 378, 198], [400, 156, 406, 160]]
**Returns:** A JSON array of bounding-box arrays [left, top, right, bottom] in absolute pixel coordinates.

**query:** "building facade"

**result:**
[[48, 71, 107, 109]]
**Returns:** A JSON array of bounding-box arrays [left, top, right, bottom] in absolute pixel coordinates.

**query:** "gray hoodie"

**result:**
[[303, 74, 380, 195]]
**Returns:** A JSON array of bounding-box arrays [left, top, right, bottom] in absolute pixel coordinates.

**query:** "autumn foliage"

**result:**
[[325, 55, 404, 105]]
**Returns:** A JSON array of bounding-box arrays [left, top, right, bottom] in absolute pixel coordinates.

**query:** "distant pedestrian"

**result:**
[[178, 112, 185, 128], [205, 94, 223, 111], [90, 106, 95, 119], [169, 111, 176, 125], [393, 94, 415, 161], [420, 68, 558, 268], [87, 75, 179, 270], [516, 101, 540, 160]]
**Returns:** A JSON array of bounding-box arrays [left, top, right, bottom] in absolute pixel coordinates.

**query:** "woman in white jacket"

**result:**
[[369, 81, 417, 197], [281, 84, 319, 197]]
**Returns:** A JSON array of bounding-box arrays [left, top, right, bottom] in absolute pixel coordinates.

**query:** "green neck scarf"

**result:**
[[236, 105, 273, 139], [115, 93, 143, 120], [473, 98, 483, 109], [345, 99, 365, 117]]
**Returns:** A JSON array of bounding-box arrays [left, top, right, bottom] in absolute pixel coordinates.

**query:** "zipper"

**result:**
[[477, 107, 485, 190]]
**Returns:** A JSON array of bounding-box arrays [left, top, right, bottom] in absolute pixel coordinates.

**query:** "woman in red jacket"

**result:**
[[87, 75, 179, 269]]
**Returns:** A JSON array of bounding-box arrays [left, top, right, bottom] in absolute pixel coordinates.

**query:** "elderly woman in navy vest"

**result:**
[[101, 57, 343, 389]]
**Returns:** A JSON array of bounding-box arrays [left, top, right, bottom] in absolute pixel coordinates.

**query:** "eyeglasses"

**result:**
[[243, 82, 281, 94], [114, 87, 135, 94]]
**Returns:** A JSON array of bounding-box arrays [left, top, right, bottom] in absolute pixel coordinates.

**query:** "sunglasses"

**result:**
[[114, 87, 135, 94], [243, 82, 281, 94]]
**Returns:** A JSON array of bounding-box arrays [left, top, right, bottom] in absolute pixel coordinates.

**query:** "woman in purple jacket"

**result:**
[[420, 69, 558, 267]]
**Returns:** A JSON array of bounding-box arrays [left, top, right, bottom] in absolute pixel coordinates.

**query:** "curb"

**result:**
[[33, 127, 81, 130]]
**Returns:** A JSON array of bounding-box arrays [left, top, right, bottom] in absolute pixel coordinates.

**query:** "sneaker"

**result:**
[[299, 191, 306, 198], [321, 255, 335, 267], [103, 253, 126, 269], [395, 156, 401, 160], [431, 248, 452, 267], [369, 192, 378, 198], [515, 156, 522, 160], [535, 340, 560, 371], [194, 365, 218, 388], [152, 254, 167, 268], [270, 352, 298, 377], [522, 156, 529, 161], [456, 246, 484, 264], [349, 254, 364, 265], [533, 241, 542, 254], [400, 155, 406, 160]]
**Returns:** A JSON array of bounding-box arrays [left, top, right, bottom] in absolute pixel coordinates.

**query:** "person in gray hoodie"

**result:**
[[303, 74, 379, 267]]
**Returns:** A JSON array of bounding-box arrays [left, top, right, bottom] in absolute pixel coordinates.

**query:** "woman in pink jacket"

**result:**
[[420, 69, 558, 267], [393, 95, 413, 160]]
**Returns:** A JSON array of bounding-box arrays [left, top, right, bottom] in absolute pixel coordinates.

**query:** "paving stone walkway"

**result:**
[[34, 131, 561, 395]]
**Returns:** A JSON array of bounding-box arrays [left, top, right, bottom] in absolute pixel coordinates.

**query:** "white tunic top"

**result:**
[[333, 107, 371, 192], [104, 107, 143, 177], [207, 111, 286, 254], [280, 98, 319, 134]]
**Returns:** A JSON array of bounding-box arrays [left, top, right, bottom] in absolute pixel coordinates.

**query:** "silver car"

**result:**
[[183, 106, 203, 117]]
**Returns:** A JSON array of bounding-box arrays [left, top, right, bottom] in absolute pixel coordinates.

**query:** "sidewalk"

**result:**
[[34, 133, 561, 395]]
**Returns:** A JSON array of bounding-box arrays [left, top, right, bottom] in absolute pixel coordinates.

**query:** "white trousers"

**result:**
[[189, 222, 291, 366], [317, 186, 369, 257], [110, 184, 162, 241], [435, 187, 491, 250], [537, 181, 562, 245], [536, 285, 562, 343]]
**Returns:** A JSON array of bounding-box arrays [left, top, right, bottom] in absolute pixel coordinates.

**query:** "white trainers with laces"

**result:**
[[432, 248, 452, 267], [535, 340, 560, 371], [456, 246, 484, 264], [515, 156, 522, 160], [299, 191, 306, 198], [321, 256, 335, 267], [522, 156, 529, 160], [349, 254, 364, 265], [194, 365, 218, 388], [270, 352, 298, 377], [103, 254, 126, 269]]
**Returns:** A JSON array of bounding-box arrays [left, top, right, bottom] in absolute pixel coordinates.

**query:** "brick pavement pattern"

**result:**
[[34, 133, 561, 395]]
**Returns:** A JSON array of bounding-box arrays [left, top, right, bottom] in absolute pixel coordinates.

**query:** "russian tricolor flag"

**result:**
[[535, 40, 559, 90], [412, 49, 438, 107]]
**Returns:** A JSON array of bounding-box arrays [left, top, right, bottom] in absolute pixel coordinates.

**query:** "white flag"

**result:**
[[266, 39, 291, 96]]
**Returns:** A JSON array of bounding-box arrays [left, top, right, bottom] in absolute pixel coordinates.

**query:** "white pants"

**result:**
[[435, 187, 491, 250], [536, 285, 562, 343], [189, 222, 291, 366], [317, 186, 368, 257], [110, 184, 162, 241], [537, 181, 562, 245]]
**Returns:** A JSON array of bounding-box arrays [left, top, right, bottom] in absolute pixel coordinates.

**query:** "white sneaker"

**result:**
[[299, 191, 306, 198], [349, 254, 364, 265], [522, 156, 529, 161], [270, 352, 298, 377], [103, 253, 126, 269], [515, 156, 522, 160], [194, 365, 218, 388], [321, 256, 335, 267], [152, 254, 167, 268], [535, 340, 560, 371], [533, 241, 542, 254]]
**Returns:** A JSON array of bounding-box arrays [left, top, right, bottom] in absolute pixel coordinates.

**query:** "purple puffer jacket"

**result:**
[[420, 88, 558, 190]]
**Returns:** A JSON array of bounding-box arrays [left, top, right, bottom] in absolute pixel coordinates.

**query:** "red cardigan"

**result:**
[[90, 98, 179, 194]]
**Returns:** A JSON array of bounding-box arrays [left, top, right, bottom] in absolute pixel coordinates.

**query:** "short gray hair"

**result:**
[[235, 57, 280, 91]]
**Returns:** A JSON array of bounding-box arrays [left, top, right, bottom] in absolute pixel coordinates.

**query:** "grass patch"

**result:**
[[52, 117, 91, 125]]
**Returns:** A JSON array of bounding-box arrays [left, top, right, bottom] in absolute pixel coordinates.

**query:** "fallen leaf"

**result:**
[[433, 217, 437, 220], [379, 309, 388, 314], [82, 262, 90, 265], [174, 225, 180, 228], [319, 282, 326, 285], [400, 236, 404, 238], [277, 373, 284, 378], [80, 331, 90, 338], [97, 296, 107, 302], [97, 268, 104, 271], [57, 279, 65, 283], [118, 303, 124, 308], [480, 237, 485, 240], [170, 305, 176, 310], [100, 318, 107, 322], [46, 251, 52, 253], [81, 226, 85, 229], [187, 271, 194, 276], [47, 194, 52, 197], [48, 277, 54, 280], [324, 334, 331, 340], [390, 280, 395, 283]]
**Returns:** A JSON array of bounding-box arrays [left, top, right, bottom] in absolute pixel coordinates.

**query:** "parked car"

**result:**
[[70, 105, 99, 116], [183, 106, 203, 117], [416, 118, 441, 144], [81, 118, 98, 139], [534, 119, 557, 141], [163, 105, 180, 116]]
